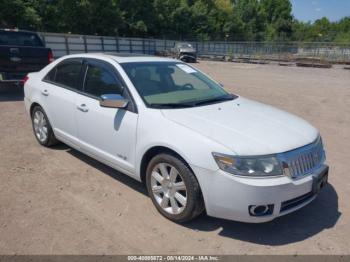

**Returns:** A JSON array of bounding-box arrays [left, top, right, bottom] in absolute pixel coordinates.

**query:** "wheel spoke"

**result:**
[[38, 130, 43, 140], [33, 117, 39, 125], [174, 192, 186, 206], [42, 126, 48, 135], [158, 164, 169, 179], [38, 112, 43, 124], [169, 167, 178, 182], [173, 181, 186, 191], [151, 171, 163, 184], [160, 196, 169, 208], [34, 111, 40, 121], [33, 122, 39, 131], [152, 185, 163, 194], [170, 196, 179, 213], [41, 129, 47, 141], [42, 117, 47, 127]]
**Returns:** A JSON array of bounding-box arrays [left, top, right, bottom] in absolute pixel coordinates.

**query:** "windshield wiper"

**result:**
[[191, 94, 236, 106], [149, 102, 195, 108], [149, 94, 237, 108]]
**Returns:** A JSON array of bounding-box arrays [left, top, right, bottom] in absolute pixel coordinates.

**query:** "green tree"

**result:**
[[333, 17, 350, 43], [214, 0, 246, 41], [189, 0, 215, 40], [261, 0, 293, 40], [119, 0, 156, 37], [153, 0, 192, 39], [0, 0, 41, 30], [310, 17, 336, 42], [291, 20, 312, 41], [234, 0, 267, 41], [56, 0, 122, 35], [0, 0, 349, 43]]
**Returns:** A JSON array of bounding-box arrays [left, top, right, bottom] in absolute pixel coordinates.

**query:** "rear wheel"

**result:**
[[31, 106, 59, 147], [146, 153, 204, 222]]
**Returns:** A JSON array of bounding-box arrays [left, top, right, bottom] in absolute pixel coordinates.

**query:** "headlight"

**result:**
[[212, 153, 283, 177]]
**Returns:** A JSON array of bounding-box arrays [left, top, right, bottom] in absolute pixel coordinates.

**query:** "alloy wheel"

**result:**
[[33, 110, 48, 143], [150, 163, 187, 215]]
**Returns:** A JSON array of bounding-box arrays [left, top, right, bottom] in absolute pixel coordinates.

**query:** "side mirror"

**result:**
[[100, 94, 129, 109]]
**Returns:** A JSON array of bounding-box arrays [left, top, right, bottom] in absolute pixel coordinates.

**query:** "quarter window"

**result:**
[[84, 64, 122, 97], [44, 67, 56, 82]]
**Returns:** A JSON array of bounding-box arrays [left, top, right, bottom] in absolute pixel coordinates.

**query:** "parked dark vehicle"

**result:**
[[171, 42, 197, 63], [0, 29, 54, 88]]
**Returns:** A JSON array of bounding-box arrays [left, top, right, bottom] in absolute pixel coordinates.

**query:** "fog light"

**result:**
[[249, 204, 274, 217]]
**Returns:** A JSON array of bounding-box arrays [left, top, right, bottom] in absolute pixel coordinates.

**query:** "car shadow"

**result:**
[[56, 144, 340, 246], [66, 147, 148, 196]]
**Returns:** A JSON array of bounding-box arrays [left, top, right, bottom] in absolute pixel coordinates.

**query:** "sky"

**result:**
[[291, 0, 350, 22]]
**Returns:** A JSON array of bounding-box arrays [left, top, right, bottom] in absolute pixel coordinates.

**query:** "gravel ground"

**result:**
[[0, 61, 349, 255]]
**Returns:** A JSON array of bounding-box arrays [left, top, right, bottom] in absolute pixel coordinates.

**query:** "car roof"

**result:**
[[61, 52, 177, 63]]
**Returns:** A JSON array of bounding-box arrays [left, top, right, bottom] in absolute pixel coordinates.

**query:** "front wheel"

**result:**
[[146, 153, 204, 223]]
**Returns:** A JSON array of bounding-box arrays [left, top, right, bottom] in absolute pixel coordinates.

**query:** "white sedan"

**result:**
[[24, 53, 329, 223]]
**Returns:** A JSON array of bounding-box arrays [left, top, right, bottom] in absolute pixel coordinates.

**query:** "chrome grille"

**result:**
[[279, 137, 325, 179]]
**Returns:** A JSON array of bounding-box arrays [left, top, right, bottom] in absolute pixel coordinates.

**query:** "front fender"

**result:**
[[135, 110, 233, 179]]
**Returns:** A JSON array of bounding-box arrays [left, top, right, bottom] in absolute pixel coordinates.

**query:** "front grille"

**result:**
[[280, 191, 314, 212], [279, 137, 325, 179]]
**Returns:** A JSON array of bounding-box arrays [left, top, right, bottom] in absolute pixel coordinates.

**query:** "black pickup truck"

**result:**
[[0, 29, 53, 87]]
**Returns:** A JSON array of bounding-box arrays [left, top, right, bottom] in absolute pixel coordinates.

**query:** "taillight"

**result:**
[[48, 50, 54, 63], [21, 75, 29, 86]]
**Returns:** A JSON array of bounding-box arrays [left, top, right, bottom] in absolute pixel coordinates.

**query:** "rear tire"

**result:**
[[31, 105, 59, 147], [146, 153, 204, 223]]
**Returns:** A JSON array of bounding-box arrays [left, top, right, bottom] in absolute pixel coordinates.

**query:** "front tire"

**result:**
[[31, 105, 59, 147], [146, 153, 204, 223]]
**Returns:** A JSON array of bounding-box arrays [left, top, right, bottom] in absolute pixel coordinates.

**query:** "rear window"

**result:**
[[0, 31, 44, 47]]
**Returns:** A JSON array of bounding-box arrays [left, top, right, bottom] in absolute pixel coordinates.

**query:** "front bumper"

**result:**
[[192, 164, 329, 223]]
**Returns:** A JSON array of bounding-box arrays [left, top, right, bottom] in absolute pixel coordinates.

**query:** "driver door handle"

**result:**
[[77, 104, 89, 113]]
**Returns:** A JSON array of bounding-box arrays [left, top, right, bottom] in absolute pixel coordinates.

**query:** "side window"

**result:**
[[84, 64, 123, 97], [44, 67, 57, 82], [54, 62, 82, 89]]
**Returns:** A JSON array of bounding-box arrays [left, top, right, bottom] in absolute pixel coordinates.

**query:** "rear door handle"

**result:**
[[77, 104, 89, 112], [41, 90, 49, 96]]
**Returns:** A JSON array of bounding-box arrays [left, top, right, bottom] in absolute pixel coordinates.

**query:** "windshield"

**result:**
[[0, 31, 44, 47], [121, 62, 235, 108]]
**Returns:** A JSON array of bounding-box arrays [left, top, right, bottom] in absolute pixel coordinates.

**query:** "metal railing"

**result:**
[[40, 32, 350, 63]]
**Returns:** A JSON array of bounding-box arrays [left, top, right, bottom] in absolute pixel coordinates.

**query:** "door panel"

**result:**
[[75, 59, 138, 174], [46, 84, 79, 145], [76, 95, 138, 173], [40, 58, 83, 146]]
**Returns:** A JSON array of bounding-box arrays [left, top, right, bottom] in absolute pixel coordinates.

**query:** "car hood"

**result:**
[[161, 97, 319, 155]]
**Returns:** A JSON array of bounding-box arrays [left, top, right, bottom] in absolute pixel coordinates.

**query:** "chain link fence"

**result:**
[[40, 32, 350, 63]]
